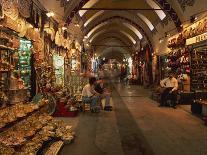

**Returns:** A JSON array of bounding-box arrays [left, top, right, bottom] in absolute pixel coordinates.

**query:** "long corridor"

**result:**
[[60, 84, 207, 155]]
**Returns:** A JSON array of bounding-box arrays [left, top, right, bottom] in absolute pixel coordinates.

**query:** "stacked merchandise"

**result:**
[[0, 99, 74, 155], [167, 48, 190, 75], [166, 48, 190, 91], [191, 48, 207, 91]]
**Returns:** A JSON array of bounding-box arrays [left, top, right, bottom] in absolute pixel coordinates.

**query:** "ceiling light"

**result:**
[[46, 12, 54, 17], [86, 43, 89, 47], [159, 38, 164, 43], [75, 23, 80, 27], [190, 15, 197, 23], [62, 27, 67, 31]]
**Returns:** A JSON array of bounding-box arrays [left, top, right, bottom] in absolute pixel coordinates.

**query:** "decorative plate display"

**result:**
[[54, 56, 64, 67], [18, 0, 31, 18], [2, 0, 19, 20]]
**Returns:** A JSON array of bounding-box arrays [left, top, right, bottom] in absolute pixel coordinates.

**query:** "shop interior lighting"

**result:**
[[165, 32, 170, 37], [46, 12, 54, 17], [190, 15, 197, 23], [159, 38, 164, 43], [75, 23, 80, 27], [62, 27, 67, 30]]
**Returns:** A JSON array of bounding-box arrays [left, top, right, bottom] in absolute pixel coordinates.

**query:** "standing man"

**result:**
[[159, 72, 178, 108]]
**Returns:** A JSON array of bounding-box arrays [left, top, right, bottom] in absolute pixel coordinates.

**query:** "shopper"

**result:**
[[82, 77, 100, 113], [98, 65, 105, 79], [95, 78, 112, 111], [159, 71, 178, 108]]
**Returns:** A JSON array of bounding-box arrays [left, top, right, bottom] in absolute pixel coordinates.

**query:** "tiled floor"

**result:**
[[59, 83, 207, 155]]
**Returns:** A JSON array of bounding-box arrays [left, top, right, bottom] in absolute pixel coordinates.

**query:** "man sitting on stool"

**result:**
[[82, 77, 100, 113], [159, 71, 178, 108]]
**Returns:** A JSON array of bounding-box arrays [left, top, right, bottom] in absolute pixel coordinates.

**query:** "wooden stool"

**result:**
[[82, 102, 91, 112]]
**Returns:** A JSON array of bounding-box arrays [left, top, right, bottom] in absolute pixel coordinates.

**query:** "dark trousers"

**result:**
[[160, 87, 177, 107]]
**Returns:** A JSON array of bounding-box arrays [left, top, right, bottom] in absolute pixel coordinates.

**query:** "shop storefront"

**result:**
[[0, 1, 76, 154], [165, 16, 207, 117]]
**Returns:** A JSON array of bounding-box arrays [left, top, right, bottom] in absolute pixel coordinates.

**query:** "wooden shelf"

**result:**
[[0, 45, 15, 51]]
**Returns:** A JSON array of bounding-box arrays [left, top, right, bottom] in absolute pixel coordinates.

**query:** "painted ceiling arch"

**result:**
[[83, 10, 152, 40], [86, 22, 139, 43], [66, 0, 182, 31], [98, 46, 130, 61], [85, 16, 153, 51], [92, 36, 133, 55], [84, 10, 155, 32], [90, 31, 135, 47]]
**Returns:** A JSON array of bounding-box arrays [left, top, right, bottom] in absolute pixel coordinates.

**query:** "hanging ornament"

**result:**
[[2, 0, 19, 20]]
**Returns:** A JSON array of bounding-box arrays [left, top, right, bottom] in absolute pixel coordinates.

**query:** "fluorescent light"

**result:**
[[62, 27, 67, 30]]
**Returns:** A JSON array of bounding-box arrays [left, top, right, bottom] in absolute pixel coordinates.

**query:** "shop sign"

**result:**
[[186, 32, 207, 45]]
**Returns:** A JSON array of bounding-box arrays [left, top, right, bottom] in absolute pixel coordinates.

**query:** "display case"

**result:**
[[0, 27, 31, 105], [190, 47, 207, 91], [17, 39, 32, 89]]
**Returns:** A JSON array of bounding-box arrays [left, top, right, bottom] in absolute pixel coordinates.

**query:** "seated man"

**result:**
[[95, 78, 112, 111], [159, 72, 178, 108], [82, 77, 100, 113]]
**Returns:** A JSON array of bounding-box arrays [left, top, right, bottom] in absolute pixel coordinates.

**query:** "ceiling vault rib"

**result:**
[[85, 16, 153, 51], [91, 45, 133, 48], [79, 8, 164, 11], [66, 0, 182, 31]]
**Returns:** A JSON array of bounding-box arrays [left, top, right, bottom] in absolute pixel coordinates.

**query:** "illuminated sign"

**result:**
[[186, 32, 207, 45]]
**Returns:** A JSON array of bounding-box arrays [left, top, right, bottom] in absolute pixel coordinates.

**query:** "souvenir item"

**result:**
[[44, 27, 55, 41], [18, 21, 29, 38], [55, 30, 61, 46], [2, 0, 19, 20], [18, 0, 31, 18], [0, 1, 4, 19], [25, 27, 35, 41], [11, 36, 20, 49]]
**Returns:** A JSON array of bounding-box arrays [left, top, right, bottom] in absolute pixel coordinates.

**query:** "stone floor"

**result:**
[[59, 83, 207, 155]]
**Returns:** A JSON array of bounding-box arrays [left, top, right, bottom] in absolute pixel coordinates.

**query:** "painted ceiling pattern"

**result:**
[[177, 0, 195, 11]]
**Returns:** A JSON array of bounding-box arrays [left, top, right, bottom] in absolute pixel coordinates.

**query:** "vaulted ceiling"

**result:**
[[40, 0, 197, 60]]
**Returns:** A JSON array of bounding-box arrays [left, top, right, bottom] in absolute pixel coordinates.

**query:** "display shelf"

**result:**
[[0, 99, 74, 155], [190, 48, 207, 91], [0, 69, 10, 72], [0, 44, 15, 51], [0, 100, 48, 130]]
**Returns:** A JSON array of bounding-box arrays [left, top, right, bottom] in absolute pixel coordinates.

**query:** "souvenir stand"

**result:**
[[167, 35, 191, 92], [0, 0, 75, 154], [185, 24, 207, 116]]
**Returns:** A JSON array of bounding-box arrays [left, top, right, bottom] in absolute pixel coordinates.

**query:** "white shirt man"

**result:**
[[82, 84, 95, 97], [160, 77, 178, 92], [159, 74, 178, 108]]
